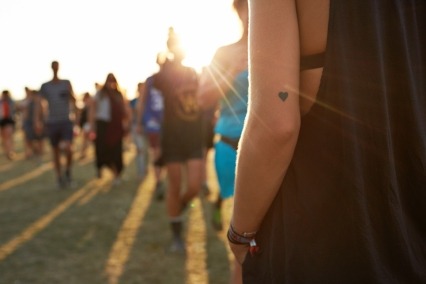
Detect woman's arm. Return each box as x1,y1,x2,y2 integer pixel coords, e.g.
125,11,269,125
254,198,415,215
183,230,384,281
230,0,301,263
198,46,247,110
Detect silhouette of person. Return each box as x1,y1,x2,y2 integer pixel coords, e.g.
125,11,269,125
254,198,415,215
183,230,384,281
89,73,130,185
130,82,149,181
77,92,92,160
136,53,166,198
36,61,76,188
22,88,45,162
154,28,205,253
0,90,16,160
197,0,248,282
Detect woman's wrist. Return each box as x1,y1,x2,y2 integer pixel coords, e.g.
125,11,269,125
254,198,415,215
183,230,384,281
231,223,257,239
227,223,260,256
227,223,254,244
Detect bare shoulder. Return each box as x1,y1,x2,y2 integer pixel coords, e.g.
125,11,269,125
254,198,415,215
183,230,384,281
213,42,243,65
216,42,238,55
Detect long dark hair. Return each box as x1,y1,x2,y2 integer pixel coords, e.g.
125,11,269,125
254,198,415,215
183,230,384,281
100,73,123,101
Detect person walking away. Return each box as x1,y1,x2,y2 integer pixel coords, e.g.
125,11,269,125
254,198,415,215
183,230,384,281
89,73,130,186
22,88,45,163
36,61,77,188
137,55,166,199
77,92,92,160
198,1,249,282
130,83,149,181
0,90,16,160
154,28,205,253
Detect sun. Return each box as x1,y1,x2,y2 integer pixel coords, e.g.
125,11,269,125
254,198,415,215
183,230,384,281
167,2,242,73
179,36,219,73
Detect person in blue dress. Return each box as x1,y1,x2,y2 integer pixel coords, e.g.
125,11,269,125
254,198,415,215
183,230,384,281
197,0,248,282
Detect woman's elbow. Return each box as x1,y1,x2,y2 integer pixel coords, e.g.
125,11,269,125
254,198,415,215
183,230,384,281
269,115,300,145
245,113,300,146
282,121,300,142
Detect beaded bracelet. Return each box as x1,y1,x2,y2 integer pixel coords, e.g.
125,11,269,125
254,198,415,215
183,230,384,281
227,224,260,256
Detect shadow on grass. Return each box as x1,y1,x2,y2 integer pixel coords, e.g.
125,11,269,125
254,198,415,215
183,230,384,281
0,157,99,244
0,149,232,284
119,176,187,284
120,188,232,284
0,163,141,284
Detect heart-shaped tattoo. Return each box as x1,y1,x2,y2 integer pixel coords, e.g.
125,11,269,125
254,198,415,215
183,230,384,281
278,91,288,101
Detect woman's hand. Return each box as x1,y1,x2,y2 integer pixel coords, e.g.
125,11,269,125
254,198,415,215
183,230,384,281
228,242,248,265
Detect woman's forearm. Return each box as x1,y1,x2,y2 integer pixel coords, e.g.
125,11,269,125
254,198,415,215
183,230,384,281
232,110,300,234
231,0,300,235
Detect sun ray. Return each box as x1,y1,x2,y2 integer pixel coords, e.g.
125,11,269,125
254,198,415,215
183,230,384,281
0,163,52,192
185,198,208,284
104,173,154,284
206,60,248,123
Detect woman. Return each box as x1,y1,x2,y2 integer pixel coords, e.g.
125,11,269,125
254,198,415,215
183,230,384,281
198,0,248,282
229,0,426,283
0,90,16,160
90,73,129,185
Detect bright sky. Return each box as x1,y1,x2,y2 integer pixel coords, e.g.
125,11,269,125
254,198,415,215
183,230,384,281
0,0,241,100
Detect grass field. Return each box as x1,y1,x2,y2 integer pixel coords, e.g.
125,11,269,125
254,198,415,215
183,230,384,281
0,131,235,284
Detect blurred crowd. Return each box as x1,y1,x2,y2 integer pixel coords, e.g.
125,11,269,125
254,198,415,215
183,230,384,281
0,10,248,282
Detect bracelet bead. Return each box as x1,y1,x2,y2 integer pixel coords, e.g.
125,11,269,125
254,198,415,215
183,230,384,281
227,225,260,256
227,224,257,245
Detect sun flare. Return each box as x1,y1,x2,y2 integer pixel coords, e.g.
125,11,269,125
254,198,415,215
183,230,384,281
158,1,242,73
0,0,242,100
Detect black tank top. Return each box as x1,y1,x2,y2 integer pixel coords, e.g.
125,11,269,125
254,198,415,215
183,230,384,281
243,1,426,283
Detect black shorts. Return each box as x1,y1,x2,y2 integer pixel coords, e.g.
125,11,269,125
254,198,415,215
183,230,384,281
46,120,73,147
161,131,204,163
0,118,15,128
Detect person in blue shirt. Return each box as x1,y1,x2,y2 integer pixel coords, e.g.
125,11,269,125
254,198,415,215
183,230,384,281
197,0,248,282
136,54,166,199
